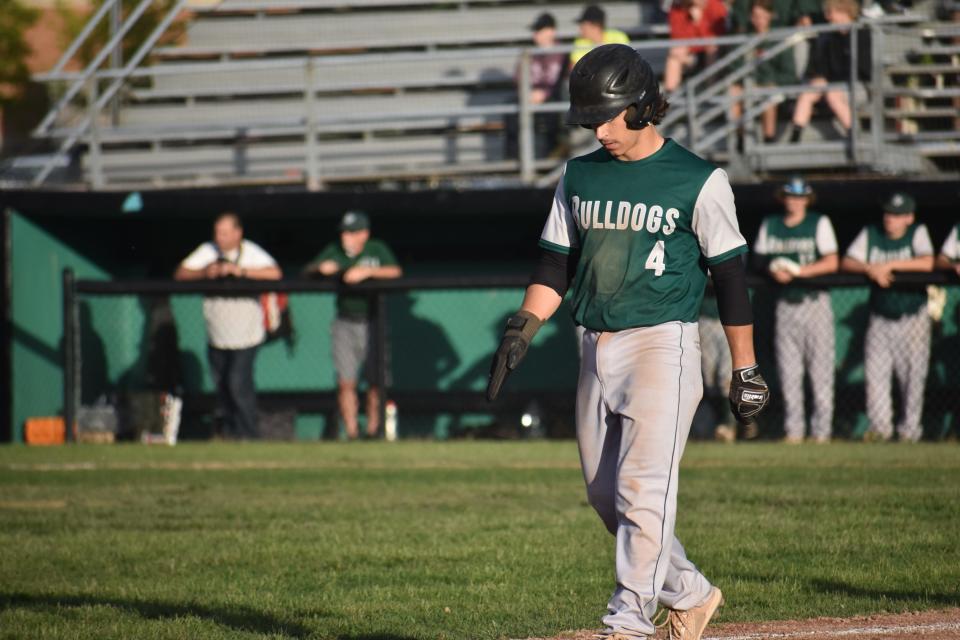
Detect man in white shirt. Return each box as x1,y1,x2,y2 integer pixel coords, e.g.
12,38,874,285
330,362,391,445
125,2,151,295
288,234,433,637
175,212,282,439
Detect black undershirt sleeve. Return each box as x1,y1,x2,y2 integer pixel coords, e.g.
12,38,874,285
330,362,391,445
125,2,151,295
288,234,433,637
710,254,754,326
529,247,578,298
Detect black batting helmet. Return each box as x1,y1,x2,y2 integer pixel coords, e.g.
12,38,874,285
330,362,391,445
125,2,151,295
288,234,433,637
567,44,662,130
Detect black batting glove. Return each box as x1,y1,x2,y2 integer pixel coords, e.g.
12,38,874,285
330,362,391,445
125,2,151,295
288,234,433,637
729,364,770,425
486,310,543,402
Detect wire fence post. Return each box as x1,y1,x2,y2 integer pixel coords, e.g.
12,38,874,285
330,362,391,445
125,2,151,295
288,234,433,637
304,56,321,191
374,291,389,439
848,24,860,166
62,268,78,443
518,48,534,184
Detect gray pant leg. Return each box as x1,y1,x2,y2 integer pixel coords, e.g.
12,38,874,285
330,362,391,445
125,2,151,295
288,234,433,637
585,323,709,637
577,329,619,534
776,302,806,439
865,316,895,438
897,311,930,442
806,294,835,440
660,536,713,611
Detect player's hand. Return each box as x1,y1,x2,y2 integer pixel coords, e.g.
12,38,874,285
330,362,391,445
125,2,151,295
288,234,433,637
221,262,242,277
866,263,894,288
728,364,770,425
952,264,960,278
205,263,223,279
342,266,371,284
486,310,543,402
771,269,794,284
318,260,340,276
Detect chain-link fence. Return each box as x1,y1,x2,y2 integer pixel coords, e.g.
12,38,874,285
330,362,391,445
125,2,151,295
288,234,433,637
63,273,579,442
63,271,960,443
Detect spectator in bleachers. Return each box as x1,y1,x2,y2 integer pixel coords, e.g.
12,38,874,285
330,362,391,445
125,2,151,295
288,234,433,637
728,0,796,145
787,0,871,143
730,0,821,31
175,212,282,440
305,211,402,440
935,222,960,276
663,0,728,92
506,12,567,159
841,192,934,442
570,5,630,66
753,177,838,443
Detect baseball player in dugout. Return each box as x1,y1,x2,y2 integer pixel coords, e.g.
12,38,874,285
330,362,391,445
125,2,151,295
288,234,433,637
841,193,934,443
487,44,770,640
753,177,839,444
305,211,402,440
935,219,960,276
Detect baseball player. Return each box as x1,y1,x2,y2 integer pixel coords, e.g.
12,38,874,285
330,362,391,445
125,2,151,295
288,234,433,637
935,221,960,275
486,44,770,640
841,192,934,442
753,177,838,443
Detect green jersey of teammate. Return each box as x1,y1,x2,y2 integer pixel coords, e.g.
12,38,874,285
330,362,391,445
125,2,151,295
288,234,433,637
755,211,837,302
845,222,933,318
539,139,748,331
309,238,398,317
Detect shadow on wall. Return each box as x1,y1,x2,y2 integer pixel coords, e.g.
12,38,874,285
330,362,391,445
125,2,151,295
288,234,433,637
388,292,461,391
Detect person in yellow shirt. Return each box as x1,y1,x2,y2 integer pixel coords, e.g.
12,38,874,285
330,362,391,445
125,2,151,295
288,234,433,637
570,5,630,65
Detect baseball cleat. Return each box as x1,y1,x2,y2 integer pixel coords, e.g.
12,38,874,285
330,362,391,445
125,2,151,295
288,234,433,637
663,587,723,640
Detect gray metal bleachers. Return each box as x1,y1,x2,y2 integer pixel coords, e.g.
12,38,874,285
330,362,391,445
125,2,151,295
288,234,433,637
82,131,522,184
157,3,654,57
118,88,515,128
137,51,517,99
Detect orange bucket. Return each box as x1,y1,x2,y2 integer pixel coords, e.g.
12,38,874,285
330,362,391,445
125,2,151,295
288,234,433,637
24,417,66,445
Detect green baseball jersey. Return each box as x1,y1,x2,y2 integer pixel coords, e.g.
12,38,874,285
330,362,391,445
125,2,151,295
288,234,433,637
940,223,960,261
754,211,837,302
309,238,398,317
539,139,747,331
845,222,933,318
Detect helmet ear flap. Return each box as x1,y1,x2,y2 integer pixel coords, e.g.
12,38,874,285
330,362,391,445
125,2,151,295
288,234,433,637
624,103,649,130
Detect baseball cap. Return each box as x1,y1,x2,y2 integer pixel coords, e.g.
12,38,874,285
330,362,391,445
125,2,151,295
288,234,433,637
339,210,370,231
576,4,606,24
781,175,813,197
530,12,556,31
881,192,915,214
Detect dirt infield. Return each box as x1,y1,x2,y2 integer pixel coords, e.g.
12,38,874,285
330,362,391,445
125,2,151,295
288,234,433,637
528,609,960,640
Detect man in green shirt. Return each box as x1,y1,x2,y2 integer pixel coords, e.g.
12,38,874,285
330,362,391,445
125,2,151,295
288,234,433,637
841,192,934,442
306,211,402,439
486,45,769,640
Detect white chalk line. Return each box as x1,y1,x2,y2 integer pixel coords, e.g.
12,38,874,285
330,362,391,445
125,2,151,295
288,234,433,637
704,621,960,640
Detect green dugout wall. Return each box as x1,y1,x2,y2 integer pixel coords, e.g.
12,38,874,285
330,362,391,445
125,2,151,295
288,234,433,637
3,180,960,442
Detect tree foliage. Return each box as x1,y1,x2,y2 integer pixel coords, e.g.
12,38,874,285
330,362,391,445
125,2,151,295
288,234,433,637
0,0,40,103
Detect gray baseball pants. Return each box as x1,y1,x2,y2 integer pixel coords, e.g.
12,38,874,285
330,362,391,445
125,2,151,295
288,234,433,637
775,293,835,440
865,309,930,442
577,322,713,638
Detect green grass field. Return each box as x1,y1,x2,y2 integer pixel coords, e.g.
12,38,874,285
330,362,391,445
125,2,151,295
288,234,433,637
1,441,958,640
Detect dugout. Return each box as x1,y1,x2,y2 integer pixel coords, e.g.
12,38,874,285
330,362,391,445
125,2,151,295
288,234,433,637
2,179,960,443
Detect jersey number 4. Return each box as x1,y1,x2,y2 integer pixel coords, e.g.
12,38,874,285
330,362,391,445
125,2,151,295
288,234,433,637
645,241,666,277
